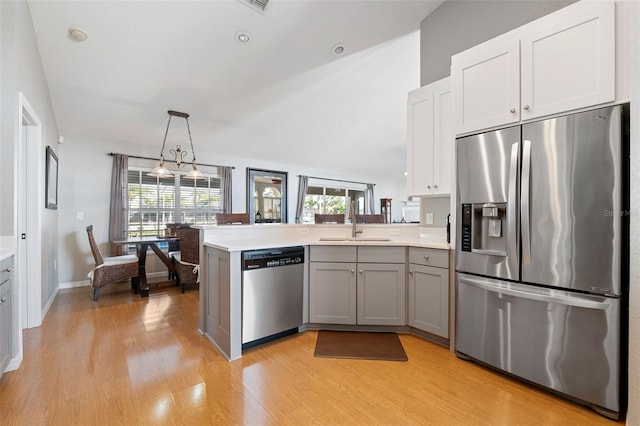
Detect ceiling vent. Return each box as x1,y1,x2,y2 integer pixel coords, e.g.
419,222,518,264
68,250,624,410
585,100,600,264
237,0,269,13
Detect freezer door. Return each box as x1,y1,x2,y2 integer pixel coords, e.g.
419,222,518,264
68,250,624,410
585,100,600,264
456,273,620,415
456,126,520,281
521,105,623,295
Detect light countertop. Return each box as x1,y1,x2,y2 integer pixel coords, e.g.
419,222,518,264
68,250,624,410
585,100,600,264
204,236,450,252
0,249,14,262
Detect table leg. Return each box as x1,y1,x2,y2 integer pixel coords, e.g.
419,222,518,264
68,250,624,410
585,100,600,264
138,243,149,297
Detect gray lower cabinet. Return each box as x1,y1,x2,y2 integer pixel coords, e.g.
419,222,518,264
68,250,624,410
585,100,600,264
1,256,13,375
408,248,449,338
309,246,406,326
309,261,357,324
357,262,406,326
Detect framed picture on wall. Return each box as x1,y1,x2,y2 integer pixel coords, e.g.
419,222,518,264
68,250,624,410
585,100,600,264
45,146,58,210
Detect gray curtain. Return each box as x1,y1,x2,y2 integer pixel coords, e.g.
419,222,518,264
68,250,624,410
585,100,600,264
295,175,309,224
221,166,233,213
109,154,128,256
366,183,375,214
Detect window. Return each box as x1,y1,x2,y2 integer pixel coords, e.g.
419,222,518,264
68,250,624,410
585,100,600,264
127,169,221,239
302,184,366,224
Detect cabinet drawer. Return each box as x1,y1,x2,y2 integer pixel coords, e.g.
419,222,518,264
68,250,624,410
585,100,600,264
409,247,448,269
310,246,357,263
1,257,12,284
357,246,405,264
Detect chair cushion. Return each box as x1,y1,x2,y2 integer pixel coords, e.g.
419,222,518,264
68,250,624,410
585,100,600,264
103,254,138,265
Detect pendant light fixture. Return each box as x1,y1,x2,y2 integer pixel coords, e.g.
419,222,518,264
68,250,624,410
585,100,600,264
148,110,205,180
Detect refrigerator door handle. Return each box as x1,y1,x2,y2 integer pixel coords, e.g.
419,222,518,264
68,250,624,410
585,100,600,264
459,274,611,310
507,142,519,271
521,139,532,264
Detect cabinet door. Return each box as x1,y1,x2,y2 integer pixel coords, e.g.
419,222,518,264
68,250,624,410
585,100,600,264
309,262,356,325
357,263,406,326
408,264,448,338
453,38,520,135
406,86,435,196
433,78,453,194
0,281,10,374
205,248,232,356
520,1,614,121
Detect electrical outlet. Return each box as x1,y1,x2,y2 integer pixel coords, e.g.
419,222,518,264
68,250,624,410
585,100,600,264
76,211,84,221
426,213,434,225
53,260,57,270
222,231,232,239
390,229,400,237
299,227,309,234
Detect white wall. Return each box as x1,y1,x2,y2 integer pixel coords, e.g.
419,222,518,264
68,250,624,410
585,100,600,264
57,134,405,285
0,0,59,364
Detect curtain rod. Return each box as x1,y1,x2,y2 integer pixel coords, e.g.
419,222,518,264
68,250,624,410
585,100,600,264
299,175,375,186
107,152,235,169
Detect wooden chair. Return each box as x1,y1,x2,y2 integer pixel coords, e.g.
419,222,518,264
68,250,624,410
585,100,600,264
314,214,345,224
86,225,139,301
355,214,386,224
172,227,200,293
215,213,250,225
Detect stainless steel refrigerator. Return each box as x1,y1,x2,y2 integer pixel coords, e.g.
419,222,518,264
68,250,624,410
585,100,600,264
455,105,628,419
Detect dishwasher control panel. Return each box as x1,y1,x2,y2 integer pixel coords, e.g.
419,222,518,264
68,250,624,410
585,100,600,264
242,246,305,270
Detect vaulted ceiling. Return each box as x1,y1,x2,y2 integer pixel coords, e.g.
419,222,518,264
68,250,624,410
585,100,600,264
28,0,443,176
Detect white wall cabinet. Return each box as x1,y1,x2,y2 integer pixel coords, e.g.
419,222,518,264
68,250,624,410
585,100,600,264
452,1,615,135
408,248,449,338
0,256,13,376
406,77,453,197
309,246,406,326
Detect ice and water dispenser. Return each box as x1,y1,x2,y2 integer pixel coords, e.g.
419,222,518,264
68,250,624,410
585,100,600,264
460,202,507,255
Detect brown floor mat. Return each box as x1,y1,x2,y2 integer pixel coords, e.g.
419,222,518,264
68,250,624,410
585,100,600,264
313,331,408,361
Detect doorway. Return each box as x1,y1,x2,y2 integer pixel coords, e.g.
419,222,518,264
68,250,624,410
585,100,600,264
18,93,43,329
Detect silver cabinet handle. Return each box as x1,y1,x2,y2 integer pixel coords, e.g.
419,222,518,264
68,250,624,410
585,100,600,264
2,268,10,273
359,270,363,274
510,108,516,114
409,270,414,275
0,297,6,303
350,269,355,273
424,255,429,260
434,185,438,189
427,185,431,189
523,105,530,110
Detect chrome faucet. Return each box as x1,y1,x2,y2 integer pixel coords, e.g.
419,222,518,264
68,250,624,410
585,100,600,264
350,201,363,238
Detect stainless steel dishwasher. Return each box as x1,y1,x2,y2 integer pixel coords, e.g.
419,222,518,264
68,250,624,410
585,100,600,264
241,246,304,350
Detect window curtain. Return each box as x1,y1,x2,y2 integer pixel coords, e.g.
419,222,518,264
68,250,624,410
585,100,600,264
295,175,309,223
109,154,128,256
366,183,375,214
221,166,233,213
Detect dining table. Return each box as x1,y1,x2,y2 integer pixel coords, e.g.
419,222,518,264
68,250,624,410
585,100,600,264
112,236,179,297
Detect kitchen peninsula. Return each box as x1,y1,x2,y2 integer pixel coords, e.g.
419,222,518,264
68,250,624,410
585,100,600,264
197,223,452,361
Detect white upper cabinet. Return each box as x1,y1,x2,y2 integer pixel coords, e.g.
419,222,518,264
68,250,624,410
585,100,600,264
406,77,453,197
452,39,521,134
520,1,615,121
452,1,615,135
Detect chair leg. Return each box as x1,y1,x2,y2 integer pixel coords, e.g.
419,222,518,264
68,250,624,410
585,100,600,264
93,288,99,301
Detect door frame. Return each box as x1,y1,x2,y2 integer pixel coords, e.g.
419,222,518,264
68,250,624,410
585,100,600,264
17,92,43,331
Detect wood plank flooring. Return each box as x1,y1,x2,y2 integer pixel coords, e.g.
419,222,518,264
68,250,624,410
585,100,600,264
0,282,624,425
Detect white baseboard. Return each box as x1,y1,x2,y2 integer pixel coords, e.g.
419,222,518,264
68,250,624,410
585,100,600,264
59,280,91,289
41,286,59,321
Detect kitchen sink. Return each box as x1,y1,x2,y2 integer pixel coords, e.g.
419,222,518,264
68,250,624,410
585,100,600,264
318,237,391,242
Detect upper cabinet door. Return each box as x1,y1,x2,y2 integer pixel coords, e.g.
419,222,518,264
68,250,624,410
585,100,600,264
433,79,453,195
406,86,434,196
452,38,520,135
520,1,615,121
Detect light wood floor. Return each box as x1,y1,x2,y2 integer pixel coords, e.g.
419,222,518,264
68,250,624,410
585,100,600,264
0,282,624,425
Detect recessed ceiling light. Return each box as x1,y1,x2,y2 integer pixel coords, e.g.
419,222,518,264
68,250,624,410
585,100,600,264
332,44,345,56
68,28,88,42
235,31,251,44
